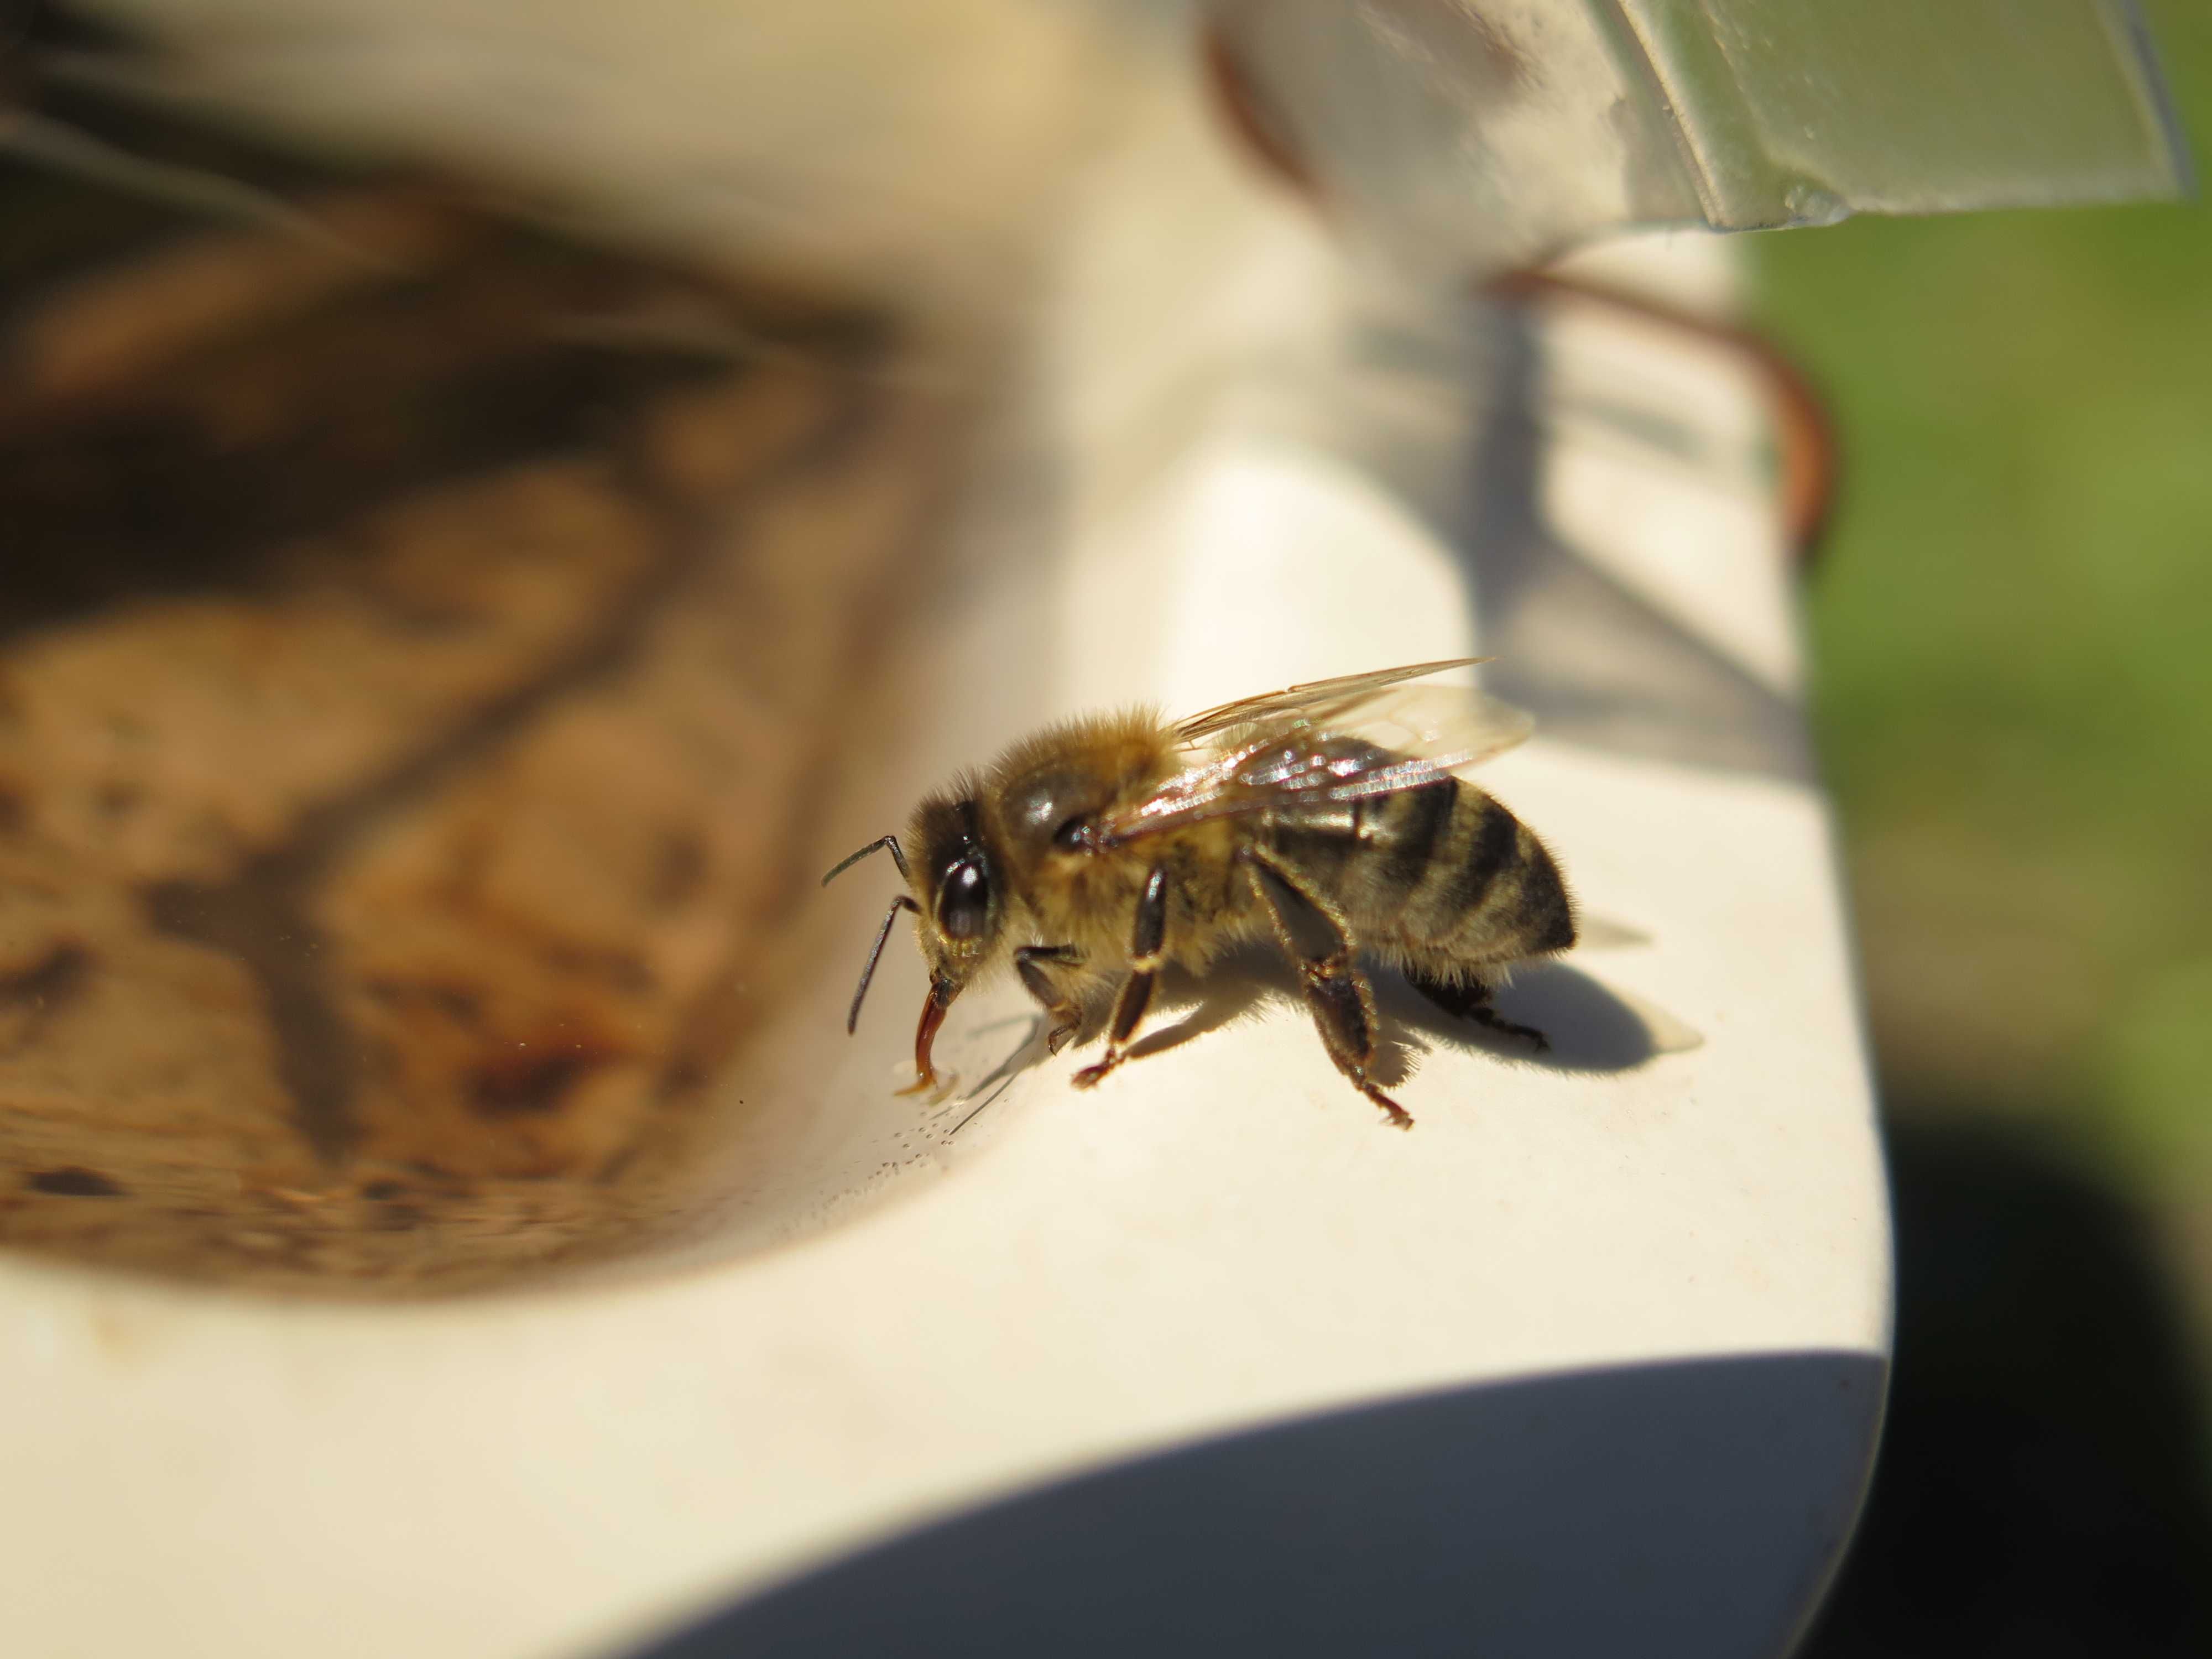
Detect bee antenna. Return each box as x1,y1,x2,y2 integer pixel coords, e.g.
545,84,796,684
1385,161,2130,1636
847,895,921,1034
822,834,911,887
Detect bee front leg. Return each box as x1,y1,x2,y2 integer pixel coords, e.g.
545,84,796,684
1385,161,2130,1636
1071,865,1168,1091
1014,943,1085,1054
1242,848,1411,1129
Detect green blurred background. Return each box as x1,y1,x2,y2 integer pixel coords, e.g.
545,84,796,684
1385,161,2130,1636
1754,0,2212,1318
1755,4,2212,1643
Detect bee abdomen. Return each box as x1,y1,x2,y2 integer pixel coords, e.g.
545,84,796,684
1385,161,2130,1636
1256,775,1573,966
1399,789,1574,962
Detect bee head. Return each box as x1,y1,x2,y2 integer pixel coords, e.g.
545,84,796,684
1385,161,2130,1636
834,787,993,1088
823,785,1004,1089
909,790,1003,977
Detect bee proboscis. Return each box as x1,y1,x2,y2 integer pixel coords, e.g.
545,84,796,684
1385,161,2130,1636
823,659,1575,1128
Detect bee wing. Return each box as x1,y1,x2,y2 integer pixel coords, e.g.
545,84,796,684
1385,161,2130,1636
1309,685,1536,773
1171,657,1491,744
1098,682,1535,846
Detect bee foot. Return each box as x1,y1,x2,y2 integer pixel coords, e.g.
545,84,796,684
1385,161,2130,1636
1360,1084,1414,1129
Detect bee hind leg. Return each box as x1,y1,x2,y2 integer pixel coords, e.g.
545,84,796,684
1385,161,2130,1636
1243,849,1412,1129
1406,969,1551,1053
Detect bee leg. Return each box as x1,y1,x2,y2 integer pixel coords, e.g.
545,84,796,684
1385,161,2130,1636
1243,850,1412,1129
1406,969,1551,1053
1071,865,1169,1091
1015,943,1085,1054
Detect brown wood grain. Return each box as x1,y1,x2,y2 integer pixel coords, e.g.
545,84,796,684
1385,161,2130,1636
0,185,954,1293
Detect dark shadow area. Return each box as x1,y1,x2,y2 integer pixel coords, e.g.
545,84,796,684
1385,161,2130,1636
633,1349,1884,1659
1379,957,1665,1074
1804,1113,2212,1659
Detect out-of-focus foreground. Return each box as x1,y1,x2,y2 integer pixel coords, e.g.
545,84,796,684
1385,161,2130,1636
1759,2,2212,1650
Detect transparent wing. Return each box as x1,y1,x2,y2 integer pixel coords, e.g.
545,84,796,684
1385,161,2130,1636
1171,657,1491,744
1097,680,1535,847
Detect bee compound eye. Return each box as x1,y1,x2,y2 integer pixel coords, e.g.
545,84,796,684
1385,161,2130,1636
937,856,992,940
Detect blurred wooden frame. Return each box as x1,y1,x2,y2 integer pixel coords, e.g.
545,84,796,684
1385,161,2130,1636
0,169,955,1293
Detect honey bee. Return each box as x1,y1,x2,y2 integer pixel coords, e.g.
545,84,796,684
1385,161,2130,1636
823,659,1575,1128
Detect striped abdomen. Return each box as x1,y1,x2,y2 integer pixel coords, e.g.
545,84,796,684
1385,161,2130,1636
1260,773,1574,969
